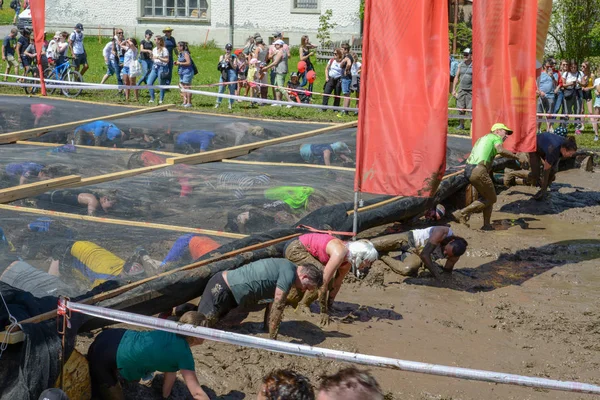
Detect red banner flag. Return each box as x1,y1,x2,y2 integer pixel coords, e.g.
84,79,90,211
29,0,46,95
472,1,536,152
355,0,449,197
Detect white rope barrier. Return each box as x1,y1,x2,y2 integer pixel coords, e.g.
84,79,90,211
64,300,600,395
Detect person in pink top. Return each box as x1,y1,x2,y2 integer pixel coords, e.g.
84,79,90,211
284,233,378,325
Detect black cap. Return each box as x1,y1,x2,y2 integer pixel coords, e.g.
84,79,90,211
145,29,154,36
225,43,233,50
75,23,84,30
38,388,69,400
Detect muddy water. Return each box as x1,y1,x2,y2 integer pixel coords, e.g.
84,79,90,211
76,168,600,399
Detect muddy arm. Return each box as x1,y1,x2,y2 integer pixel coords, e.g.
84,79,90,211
269,288,288,340
419,242,442,279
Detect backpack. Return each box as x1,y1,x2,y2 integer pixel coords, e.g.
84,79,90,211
46,40,59,60
191,59,199,75
10,0,18,10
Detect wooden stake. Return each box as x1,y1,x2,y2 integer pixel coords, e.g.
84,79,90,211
167,121,358,165
222,159,355,172
0,105,173,144
0,175,81,203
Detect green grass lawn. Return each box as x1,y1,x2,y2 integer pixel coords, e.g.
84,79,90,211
1,36,599,149
0,8,15,25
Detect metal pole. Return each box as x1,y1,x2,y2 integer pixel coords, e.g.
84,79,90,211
229,0,234,46
351,191,359,275
452,0,459,55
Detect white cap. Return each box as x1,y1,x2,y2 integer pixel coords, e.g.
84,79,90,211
273,39,285,46
463,48,471,54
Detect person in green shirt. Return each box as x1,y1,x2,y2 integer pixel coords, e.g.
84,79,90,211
452,123,528,230
193,258,323,339
87,312,209,400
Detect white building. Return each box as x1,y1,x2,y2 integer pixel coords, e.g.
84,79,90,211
46,0,361,47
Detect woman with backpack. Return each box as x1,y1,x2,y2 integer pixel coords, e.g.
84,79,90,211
321,48,344,111
10,0,22,25
175,41,194,108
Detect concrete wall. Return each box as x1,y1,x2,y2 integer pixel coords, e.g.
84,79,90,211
46,0,361,47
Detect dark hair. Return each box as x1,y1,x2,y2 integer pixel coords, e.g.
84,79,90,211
443,236,468,257
570,59,578,67
300,263,323,287
129,37,138,48
341,42,350,51
562,135,577,151
260,369,315,400
178,41,189,52
318,367,383,400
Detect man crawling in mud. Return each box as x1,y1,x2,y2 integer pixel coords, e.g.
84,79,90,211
372,226,468,279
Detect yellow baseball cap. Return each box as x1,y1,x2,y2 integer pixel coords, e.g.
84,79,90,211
491,123,513,135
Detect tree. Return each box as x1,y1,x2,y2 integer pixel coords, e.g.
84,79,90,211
548,0,600,61
449,22,472,54
317,9,338,47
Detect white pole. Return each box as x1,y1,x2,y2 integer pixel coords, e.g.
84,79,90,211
351,191,359,275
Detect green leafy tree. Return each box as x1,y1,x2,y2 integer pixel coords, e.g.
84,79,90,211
548,0,600,61
317,9,338,47
449,22,472,54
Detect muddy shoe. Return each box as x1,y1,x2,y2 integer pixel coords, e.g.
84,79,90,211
451,210,470,227
480,224,495,231
580,156,594,172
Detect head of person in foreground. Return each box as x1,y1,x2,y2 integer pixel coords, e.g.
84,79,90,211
317,367,383,400
257,369,315,400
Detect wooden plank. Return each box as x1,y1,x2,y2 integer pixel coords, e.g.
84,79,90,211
0,104,173,144
0,204,247,239
347,169,466,215
167,121,358,165
68,164,170,188
0,93,146,109
14,141,181,157
222,159,355,172
168,108,339,125
3,232,301,342
0,175,81,203
0,330,25,344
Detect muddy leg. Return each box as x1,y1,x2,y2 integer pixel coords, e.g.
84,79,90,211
381,253,422,276
370,232,411,253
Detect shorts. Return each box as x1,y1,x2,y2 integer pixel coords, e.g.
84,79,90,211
274,73,286,88
6,55,18,68
583,90,593,101
121,66,130,76
284,239,323,269
594,96,600,108
20,56,31,67
88,328,127,392
73,53,87,67
105,62,116,76
350,75,360,93
197,272,238,324
456,90,472,110
179,71,193,85
341,77,352,95
537,96,552,113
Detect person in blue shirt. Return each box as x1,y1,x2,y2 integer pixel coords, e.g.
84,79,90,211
71,121,125,147
3,163,74,186
537,59,559,133
174,130,215,154
299,141,353,166
530,133,577,200
87,312,209,400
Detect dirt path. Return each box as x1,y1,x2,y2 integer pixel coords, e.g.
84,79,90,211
76,168,600,399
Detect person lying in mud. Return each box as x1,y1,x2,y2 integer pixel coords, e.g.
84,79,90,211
530,133,578,201
384,204,448,234
452,123,528,230
284,233,378,325
87,312,209,400
371,226,468,279
7,217,76,259
189,259,323,340
136,234,222,271
36,189,117,216
70,121,126,147
127,151,194,197
258,369,315,400
2,163,75,186
299,141,353,167
317,367,383,400
213,121,269,147
174,130,216,154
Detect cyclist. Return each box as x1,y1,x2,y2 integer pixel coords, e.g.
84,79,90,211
15,28,31,77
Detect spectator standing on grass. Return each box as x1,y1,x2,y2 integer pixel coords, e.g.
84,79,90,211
215,43,237,110
580,61,594,132
11,0,21,25
337,43,354,117
162,27,177,86
2,28,19,81
321,49,343,111
235,50,248,101
16,28,31,78
121,38,139,102
536,60,557,133
592,68,600,141
263,39,291,106
147,35,169,104
350,52,361,115
69,23,88,76
175,41,194,108
138,29,154,85
452,47,473,130
553,59,568,120
562,60,582,133
100,29,125,86
299,35,316,91
268,32,290,98
450,55,459,93
253,37,269,101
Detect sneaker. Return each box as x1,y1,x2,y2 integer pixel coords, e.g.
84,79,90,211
595,135,599,141
271,103,281,107
158,100,163,105
228,104,232,110
286,105,292,108
148,99,154,103
184,103,192,108
337,111,348,118
575,129,581,135
214,103,220,108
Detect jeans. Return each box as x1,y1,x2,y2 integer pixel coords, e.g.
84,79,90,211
147,64,167,102
109,59,123,86
322,77,341,108
138,58,153,85
553,90,564,114
217,69,237,105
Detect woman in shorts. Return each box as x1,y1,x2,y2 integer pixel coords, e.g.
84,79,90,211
175,41,194,107
121,38,139,102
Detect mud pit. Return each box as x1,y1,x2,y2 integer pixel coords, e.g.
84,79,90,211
75,168,600,399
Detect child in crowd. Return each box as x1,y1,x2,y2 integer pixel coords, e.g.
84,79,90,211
287,72,311,104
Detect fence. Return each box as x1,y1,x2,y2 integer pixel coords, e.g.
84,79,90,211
316,38,363,62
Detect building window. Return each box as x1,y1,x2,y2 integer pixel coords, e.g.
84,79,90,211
143,0,209,19
291,0,320,14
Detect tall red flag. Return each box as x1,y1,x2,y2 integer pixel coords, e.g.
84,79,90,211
29,0,46,95
354,0,448,197
472,1,536,152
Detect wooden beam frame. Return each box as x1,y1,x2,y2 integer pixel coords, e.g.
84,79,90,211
0,105,173,144
167,108,338,125
222,159,355,172
0,204,246,239
14,141,181,157
0,175,81,203
167,121,358,165
67,164,170,188
0,330,25,344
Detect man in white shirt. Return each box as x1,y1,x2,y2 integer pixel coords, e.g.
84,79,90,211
69,23,88,76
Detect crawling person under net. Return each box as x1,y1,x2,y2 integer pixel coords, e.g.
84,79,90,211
299,141,353,167
371,226,468,279
35,189,117,216
284,233,378,325
136,234,222,271
2,163,76,186
69,120,126,147
177,259,323,340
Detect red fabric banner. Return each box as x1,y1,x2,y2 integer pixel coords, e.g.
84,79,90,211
355,0,448,197
29,0,46,95
472,1,537,152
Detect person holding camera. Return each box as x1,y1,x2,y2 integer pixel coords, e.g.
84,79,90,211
215,43,237,110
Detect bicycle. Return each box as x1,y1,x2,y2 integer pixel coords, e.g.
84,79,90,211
22,56,40,95
43,57,83,98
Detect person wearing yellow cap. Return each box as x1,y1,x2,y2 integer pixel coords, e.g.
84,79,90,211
452,123,528,230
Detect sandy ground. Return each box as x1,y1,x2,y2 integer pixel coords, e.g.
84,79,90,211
75,167,600,400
